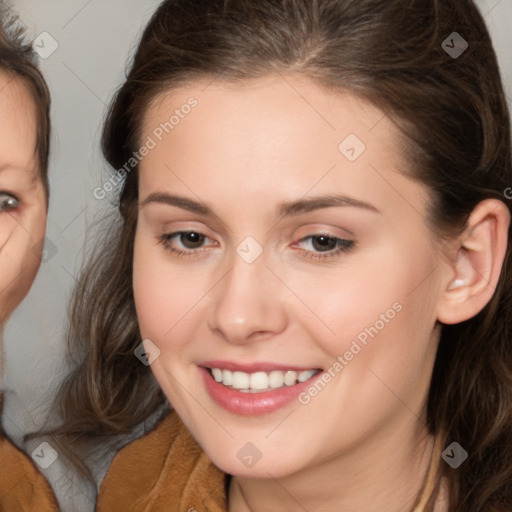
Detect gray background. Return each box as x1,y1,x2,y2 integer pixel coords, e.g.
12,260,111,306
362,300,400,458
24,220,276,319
2,1,511,510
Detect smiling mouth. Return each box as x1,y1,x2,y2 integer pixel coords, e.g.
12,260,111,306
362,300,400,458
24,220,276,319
206,367,322,393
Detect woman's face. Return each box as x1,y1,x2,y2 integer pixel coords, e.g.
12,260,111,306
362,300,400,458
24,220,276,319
0,73,46,327
133,76,450,479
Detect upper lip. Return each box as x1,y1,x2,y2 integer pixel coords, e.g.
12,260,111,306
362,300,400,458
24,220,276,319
200,360,322,373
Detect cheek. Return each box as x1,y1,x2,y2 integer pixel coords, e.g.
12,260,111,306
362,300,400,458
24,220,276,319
132,232,207,347
290,238,441,375
291,252,422,333
0,207,47,322
314,248,440,412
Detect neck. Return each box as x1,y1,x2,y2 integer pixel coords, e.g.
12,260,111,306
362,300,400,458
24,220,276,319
229,421,441,512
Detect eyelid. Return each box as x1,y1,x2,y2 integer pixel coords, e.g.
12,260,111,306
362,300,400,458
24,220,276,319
163,220,218,238
293,234,354,249
155,221,356,263
291,232,356,261
292,222,354,239
158,229,219,259
163,230,217,247
0,190,19,199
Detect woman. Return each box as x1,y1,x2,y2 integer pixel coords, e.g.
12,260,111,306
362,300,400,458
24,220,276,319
0,6,58,512
53,1,511,510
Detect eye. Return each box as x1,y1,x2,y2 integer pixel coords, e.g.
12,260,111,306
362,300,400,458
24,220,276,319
159,230,217,256
303,235,340,252
173,231,206,249
0,192,20,212
294,234,355,260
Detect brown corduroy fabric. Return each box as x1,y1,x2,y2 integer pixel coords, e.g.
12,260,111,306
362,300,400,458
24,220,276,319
96,411,227,512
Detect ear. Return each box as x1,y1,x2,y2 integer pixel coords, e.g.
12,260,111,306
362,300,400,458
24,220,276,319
437,199,510,325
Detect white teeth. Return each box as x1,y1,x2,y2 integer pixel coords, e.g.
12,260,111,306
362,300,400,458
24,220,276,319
284,371,297,386
268,370,284,389
212,368,223,382
222,369,233,386
232,371,250,389
210,367,319,391
298,369,317,383
250,372,269,390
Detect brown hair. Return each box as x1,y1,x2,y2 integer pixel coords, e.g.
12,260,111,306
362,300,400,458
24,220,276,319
51,0,512,509
0,4,51,199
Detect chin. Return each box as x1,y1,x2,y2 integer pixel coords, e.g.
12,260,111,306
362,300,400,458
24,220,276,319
198,436,307,480
211,454,288,479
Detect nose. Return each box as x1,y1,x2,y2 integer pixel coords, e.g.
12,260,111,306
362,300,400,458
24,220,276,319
207,254,288,345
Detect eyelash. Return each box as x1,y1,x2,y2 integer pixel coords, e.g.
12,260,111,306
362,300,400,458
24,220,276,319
158,231,217,259
0,191,20,213
294,235,355,261
158,231,355,261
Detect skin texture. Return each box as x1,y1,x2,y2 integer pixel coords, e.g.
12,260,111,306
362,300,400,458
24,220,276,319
0,72,46,382
132,75,509,512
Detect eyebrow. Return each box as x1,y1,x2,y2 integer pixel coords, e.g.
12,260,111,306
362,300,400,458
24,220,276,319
0,163,39,183
141,192,379,217
140,193,212,215
0,164,23,173
277,195,380,217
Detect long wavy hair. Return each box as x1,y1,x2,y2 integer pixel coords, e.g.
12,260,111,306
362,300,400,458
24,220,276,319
50,1,512,509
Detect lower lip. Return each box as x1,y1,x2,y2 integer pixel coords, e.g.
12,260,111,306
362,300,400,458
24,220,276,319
199,367,320,416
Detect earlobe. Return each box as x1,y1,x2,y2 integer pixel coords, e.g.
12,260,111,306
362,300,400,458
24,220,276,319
437,199,510,325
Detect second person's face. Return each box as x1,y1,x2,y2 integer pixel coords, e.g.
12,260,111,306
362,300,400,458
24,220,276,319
0,73,46,327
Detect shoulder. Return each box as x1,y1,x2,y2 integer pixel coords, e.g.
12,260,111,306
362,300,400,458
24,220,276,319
97,411,227,512
0,434,59,512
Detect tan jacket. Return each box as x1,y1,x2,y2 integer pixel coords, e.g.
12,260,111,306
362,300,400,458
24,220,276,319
97,412,227,512
0,395,59,512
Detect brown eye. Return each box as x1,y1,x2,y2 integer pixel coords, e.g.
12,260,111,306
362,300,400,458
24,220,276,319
295,234,355,261
159,230,217,256
0,192,20,212
311,235,338,252
180,232,205,249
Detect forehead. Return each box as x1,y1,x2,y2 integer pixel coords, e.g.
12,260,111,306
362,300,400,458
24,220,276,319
143,75,394,145
0,71,38,176
141,75,403,169
138,75,429,220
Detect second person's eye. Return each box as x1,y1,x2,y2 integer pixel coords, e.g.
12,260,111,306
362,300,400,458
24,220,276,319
0,192,20,212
